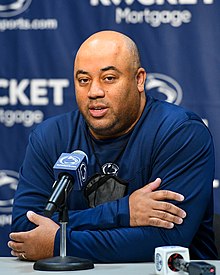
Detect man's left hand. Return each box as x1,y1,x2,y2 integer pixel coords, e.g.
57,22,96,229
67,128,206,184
8,211,60,261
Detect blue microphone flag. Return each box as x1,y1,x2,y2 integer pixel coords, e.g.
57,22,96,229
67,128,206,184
53,150,88,190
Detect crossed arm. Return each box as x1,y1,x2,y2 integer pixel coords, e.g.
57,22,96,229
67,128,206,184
8,178,186,261
8,120,214,262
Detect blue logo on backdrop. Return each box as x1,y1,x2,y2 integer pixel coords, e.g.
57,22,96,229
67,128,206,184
0,170,18,214
146,73,183,105
0,0,32,18
0,170,18,228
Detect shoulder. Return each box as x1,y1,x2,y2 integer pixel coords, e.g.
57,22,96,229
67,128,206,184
32,109,81,138
138,96,213,150
28,109,85,154
146,96,203,126
143,96,209,134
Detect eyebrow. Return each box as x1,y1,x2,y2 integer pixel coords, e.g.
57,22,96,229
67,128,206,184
75,70,89,78
100,66,122,74
75,66,122,78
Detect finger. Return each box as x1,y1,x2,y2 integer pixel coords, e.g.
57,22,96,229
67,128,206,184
8,240,24,252
148,218,174,229
154,201,186,218
152,190,185,202
151,210,184,225
142,178,162,193
11,250,20,257
26,210,47,226
11,250,25,258
9,232,26,242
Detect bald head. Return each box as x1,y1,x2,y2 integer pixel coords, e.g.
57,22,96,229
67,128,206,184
74,30,141,72
73,30,146,139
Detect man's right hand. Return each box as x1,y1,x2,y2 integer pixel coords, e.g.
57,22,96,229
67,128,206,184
129,178,187,228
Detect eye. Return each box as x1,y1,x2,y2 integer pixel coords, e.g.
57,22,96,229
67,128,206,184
103,75,116,83
78,77,90,86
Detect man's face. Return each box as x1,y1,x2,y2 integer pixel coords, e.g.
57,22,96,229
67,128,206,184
74,38,146,139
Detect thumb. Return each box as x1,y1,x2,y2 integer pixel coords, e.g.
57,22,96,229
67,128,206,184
142,178,162,193
26,211,47,226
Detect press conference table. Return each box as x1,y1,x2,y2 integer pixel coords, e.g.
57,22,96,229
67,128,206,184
0,258,220,275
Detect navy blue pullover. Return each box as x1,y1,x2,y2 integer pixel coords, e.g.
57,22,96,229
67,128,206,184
12,96,218,262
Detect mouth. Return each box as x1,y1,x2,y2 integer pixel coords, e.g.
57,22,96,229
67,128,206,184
89,105,108,118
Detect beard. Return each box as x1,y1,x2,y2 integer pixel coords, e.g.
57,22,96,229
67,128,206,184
83,111,138,139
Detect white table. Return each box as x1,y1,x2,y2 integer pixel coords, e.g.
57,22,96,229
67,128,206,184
0,257,219,274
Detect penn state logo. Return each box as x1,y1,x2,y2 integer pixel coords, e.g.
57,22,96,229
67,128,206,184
59,155,81,167
102,163,119,175
0,0,32,18
146,73,183,105
79,162,87,182
155,253,163,272
0,170,18,213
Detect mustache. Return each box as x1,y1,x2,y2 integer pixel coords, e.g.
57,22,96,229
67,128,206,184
88,100,109,108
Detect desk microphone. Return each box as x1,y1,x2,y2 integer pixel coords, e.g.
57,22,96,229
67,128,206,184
34,150,94,271
155,246,216,275
44,150,88,218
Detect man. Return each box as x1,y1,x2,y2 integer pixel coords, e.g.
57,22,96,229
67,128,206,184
8,31,218,262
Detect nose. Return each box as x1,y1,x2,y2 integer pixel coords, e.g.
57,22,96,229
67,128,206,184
88,80,105,99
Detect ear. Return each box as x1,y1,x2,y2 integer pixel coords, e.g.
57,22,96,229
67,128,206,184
136,68,147,93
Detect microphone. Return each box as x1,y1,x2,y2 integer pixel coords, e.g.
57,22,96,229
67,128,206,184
34,150,94,272
154,246,216,275
44,150,88,218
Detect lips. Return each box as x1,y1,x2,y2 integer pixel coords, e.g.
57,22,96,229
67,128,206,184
89,105,108,118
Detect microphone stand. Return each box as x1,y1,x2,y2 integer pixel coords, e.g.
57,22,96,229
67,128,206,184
33,188,94,271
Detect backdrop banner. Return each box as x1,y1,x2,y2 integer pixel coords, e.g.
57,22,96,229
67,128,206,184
0,0,219,256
